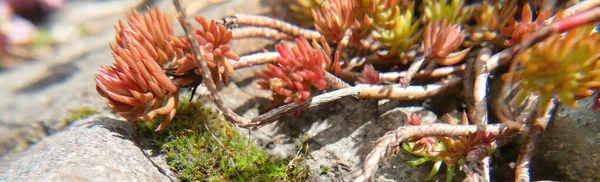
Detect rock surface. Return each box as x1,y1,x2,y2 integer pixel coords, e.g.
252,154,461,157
536,96,600,181
0,116,177,181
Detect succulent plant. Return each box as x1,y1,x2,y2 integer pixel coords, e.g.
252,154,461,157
96,35,179,131
312,0,355,43
423,0,470,24
500,3,550,46
116,7,182,66
96,7,182,131
423,20,470,66
466,1,517,45
289,0,324,27
257,37,327,105
402,113,492,182
372,2,420,64
357,64,380,84
355,0,399,30
171,16,240,88
506,25,600,112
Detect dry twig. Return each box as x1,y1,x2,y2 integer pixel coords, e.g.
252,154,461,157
173,0,251,126
354,123,504,182
249,78,460,129
323,70,351,89
515,98,557,182
379,64,466,82
231,27,293,40
232,14,322,39
230,52,280,69
472,47,491,181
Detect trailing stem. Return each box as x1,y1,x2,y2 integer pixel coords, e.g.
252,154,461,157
173,0,251,126
515,98,557,182
379,64,466,82
323,70,351,89
472,47,491,181
464,58,475,122
248,78,460,129
400,56,427,86
231,27,294,40
354,123,504,182
231,14,322,39
230,52,280,69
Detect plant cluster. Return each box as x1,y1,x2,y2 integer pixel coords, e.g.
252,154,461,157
401,113,494,182
95,0,600,181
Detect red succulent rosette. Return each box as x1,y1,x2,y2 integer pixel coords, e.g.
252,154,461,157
96,7,181,131
257,37,327,105
171,16,240,88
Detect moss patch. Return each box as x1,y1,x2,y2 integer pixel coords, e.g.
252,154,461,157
138,99,309,181
60,107,99,127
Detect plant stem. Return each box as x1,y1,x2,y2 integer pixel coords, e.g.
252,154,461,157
232,14,322,39
323,70,351,89
379,63,466,82
248,78,459,129
474,48,490,126
230,52,280,69
231,27,293,40
515,98,557,182
401,56,427,86
172,0,251,126
473,47,491,181
355,123,504,182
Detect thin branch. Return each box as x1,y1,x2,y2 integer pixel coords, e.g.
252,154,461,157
245,78,460,129
473,47,491,181
357,77,460,100
354,123,504,182
464,58,475,122
473,48,491,126
323,70,351,89
515,98,557,182
172,0,251,126
486,45,516,72
379,63,466,82
400,56,427,86
231,27,293,40
543,0,600,24
248,87,359,129
230,52,280,69
232,14,322,39
494,95,539,147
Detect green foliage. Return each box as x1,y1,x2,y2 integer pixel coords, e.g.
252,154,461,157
372,2,420,63
424,0,470,24
138,99,309,182
60,107,99,127
403,142,456,182
508,25,600,111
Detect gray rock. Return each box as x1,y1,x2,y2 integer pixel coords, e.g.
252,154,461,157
536,96,600,181
0,116,177,182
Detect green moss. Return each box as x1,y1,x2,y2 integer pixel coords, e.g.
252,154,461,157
138,99,309,182
60,107,99,128
320,165,329,174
